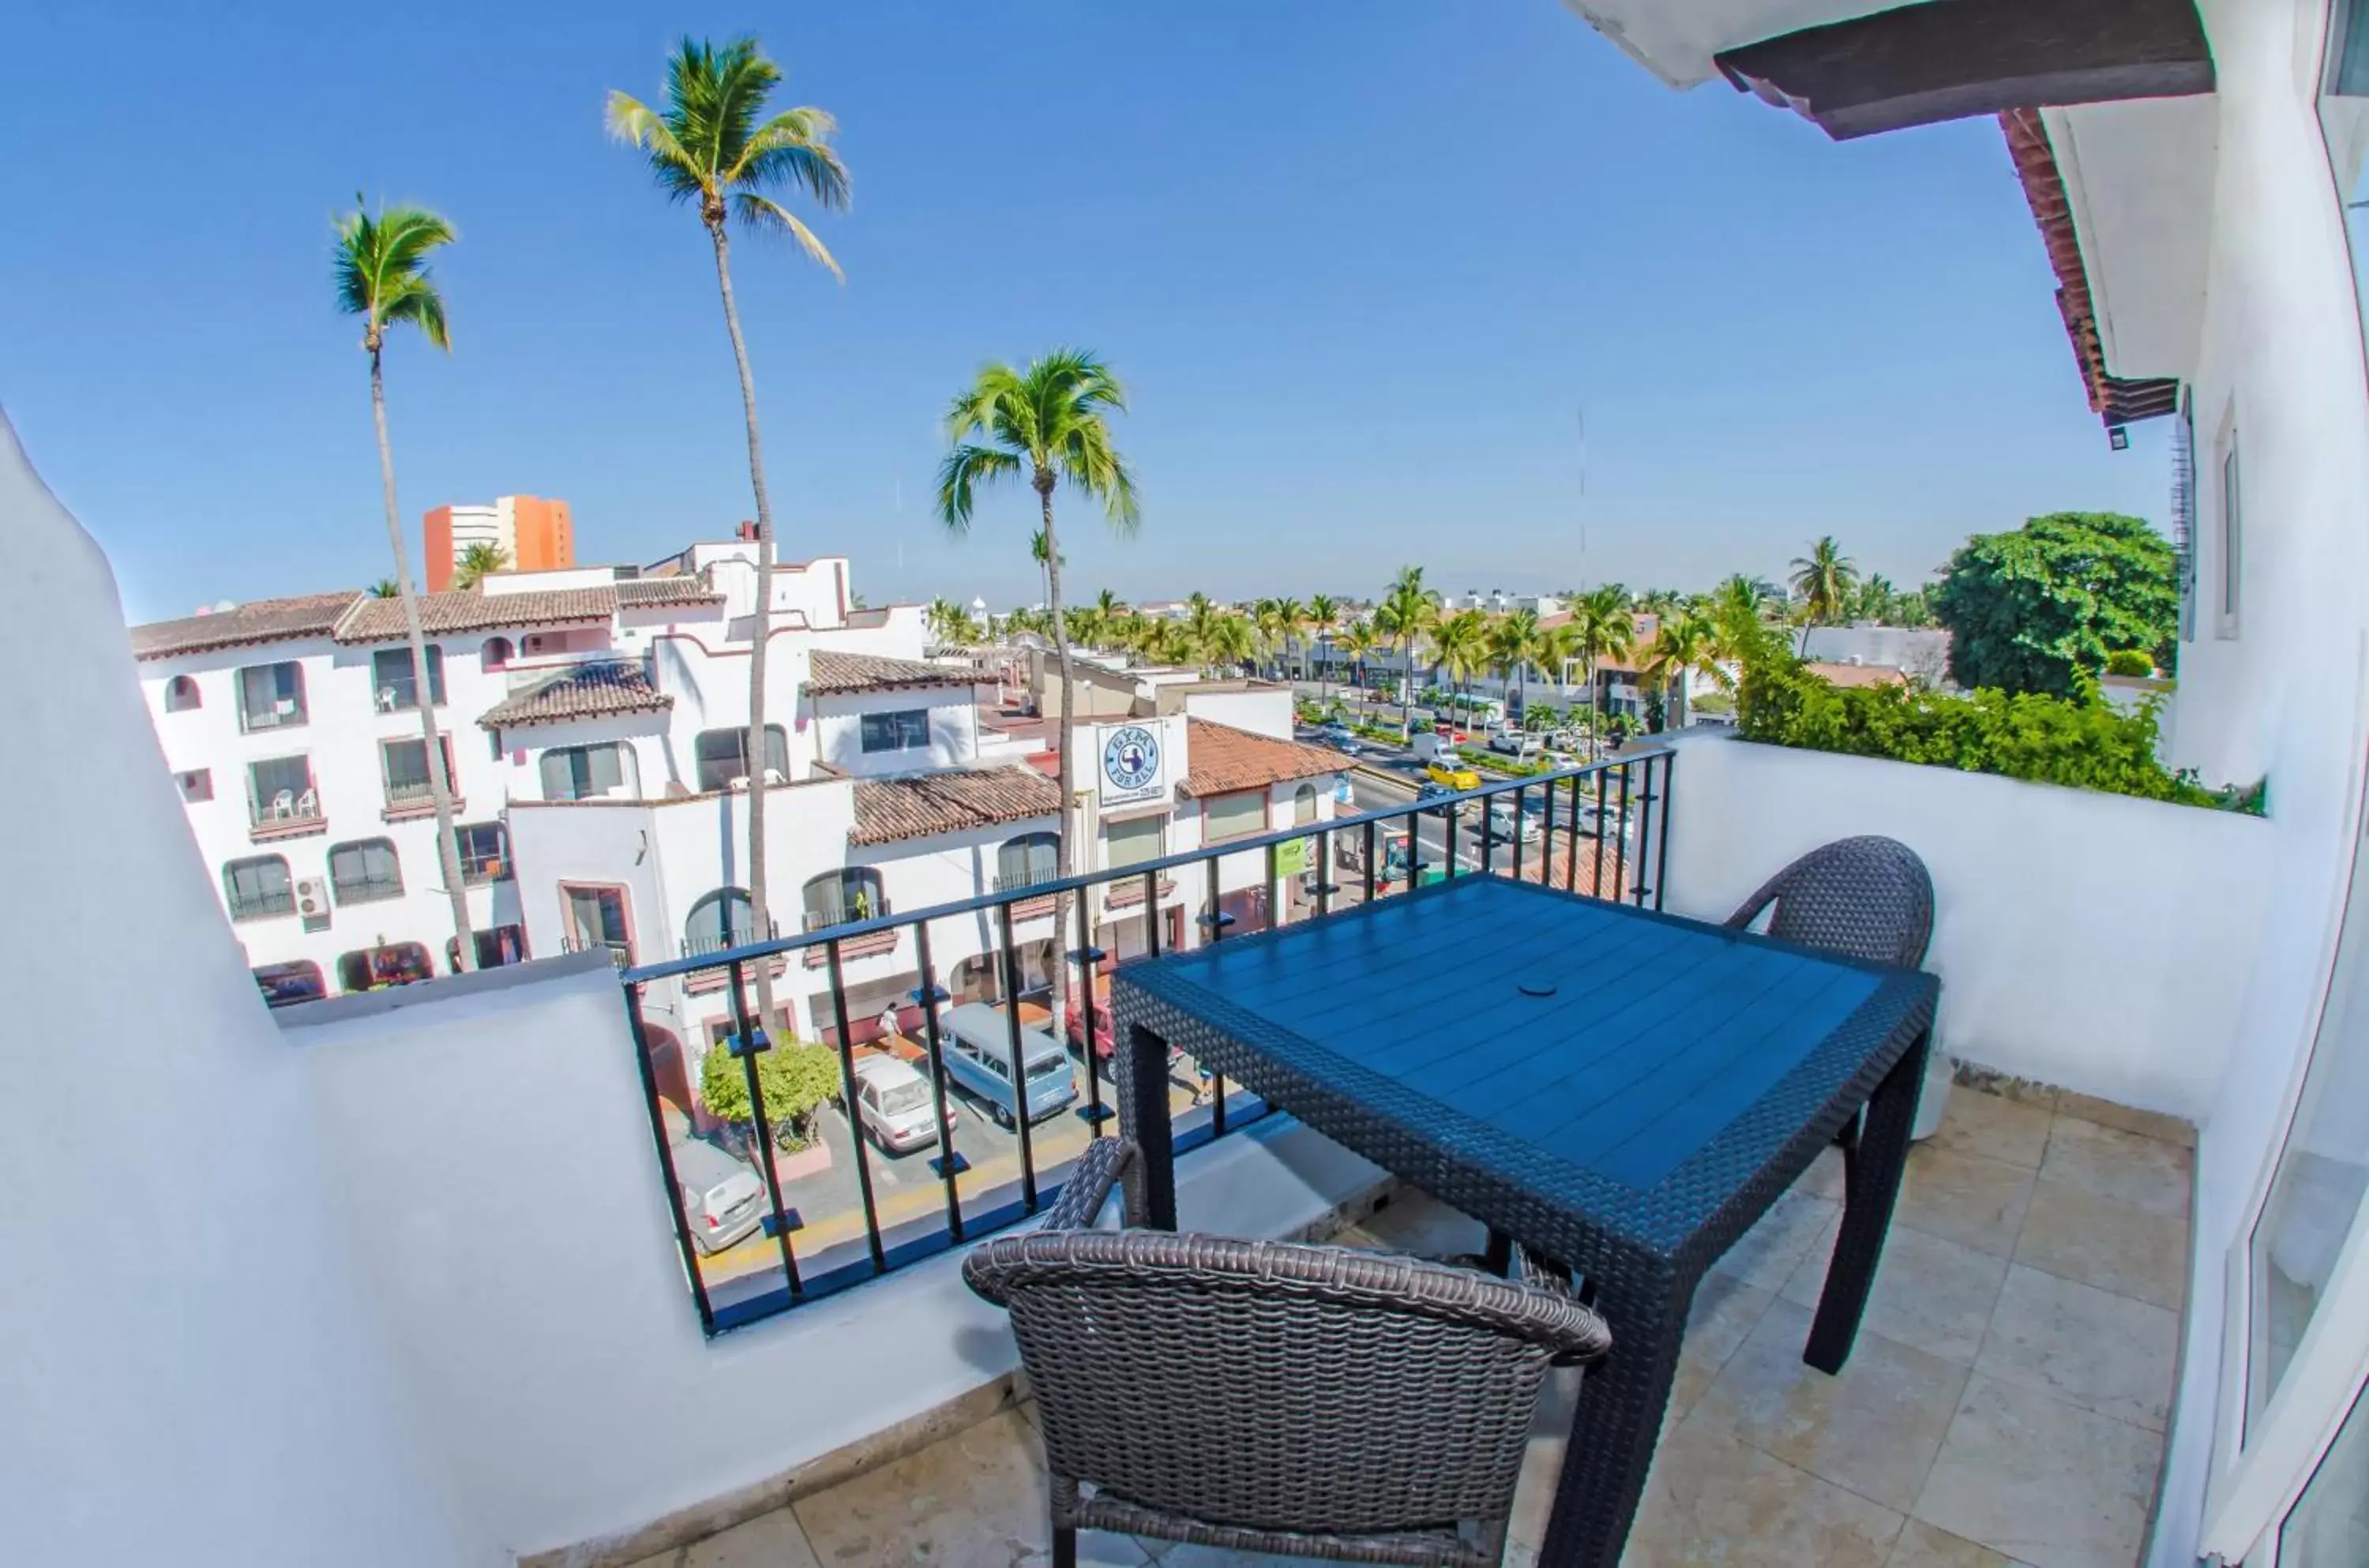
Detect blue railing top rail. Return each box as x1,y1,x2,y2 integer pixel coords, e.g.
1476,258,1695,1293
620,748,1671,985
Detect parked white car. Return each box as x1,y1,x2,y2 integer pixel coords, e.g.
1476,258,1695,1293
850,1053,955,1154
1487,801,1545,842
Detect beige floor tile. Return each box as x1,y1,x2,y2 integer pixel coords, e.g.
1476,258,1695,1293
1710,1188,1842,1291
1781,1222,2010,1367
1897,1147,2037,1259
1886,1518,2037,1566
2052,1092,2194,1150
1797,1143,1849,1201
1338,1187,1488,1258
795,1409,1055,1567
2037,1117,2192,1221
1974,1265,2179,1432
1673,1274,1779,1423
1619,1410,1906,1568
1912,1375,2162,1568
675,1509,822,1568
2014,1180,2188,1311
1691,1299,1970,1512
1924,1091,2055,1172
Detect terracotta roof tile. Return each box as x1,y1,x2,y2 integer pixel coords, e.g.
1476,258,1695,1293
478,661,672,730
334,587,618,643
1804,661,1909,689
850,767,1061,847
616,576,723,608
131,591,359,660
807,650,974,696
1179,718,1351,799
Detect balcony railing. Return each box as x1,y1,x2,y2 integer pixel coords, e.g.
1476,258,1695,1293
992,866,1061,894
332,872,404,906
562,936,633,970
248,789,322,836
614,747,1675,1337
227,885,296,921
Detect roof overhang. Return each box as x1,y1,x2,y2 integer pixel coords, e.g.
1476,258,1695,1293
1566,0,2210,140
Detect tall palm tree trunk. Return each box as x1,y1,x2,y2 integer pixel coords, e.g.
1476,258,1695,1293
1037,475,1076,1014
370,345,474,972
710,221,781,1034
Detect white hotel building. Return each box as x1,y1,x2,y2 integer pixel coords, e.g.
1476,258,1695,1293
131,539,1350,1076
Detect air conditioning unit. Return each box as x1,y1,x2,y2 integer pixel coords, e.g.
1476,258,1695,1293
295,876,331,921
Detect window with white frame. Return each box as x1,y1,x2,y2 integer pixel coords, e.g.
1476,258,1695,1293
371,644,446,711
381,735,456,809
539,741,633,801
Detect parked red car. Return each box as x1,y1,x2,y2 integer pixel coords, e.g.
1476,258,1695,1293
1065,996,1115,1059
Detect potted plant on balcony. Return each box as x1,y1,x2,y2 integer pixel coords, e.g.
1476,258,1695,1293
698,1036,843,1182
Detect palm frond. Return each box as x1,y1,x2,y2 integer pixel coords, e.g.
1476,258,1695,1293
731,109,850,208
381,283,451,351
605,90,705,202
937,444,1023,531
333,199,456,346
732,193,844,279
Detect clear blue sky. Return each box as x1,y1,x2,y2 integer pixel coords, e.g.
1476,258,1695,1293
0,1,2164,625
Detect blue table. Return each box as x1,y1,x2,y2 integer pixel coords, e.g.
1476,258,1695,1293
1109,873,1939,1568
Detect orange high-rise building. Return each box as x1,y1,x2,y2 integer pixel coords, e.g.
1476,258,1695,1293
423,495,575,591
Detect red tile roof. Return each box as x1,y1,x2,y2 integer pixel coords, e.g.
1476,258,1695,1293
616,576,723,608
130,591,359,660
807,650,974,696
478,661,673,730
850,767,1061,847
1804,661,1909,689
334,587,618,643
1178,719,1351,799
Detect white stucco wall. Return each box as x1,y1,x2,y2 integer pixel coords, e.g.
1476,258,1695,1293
288,951,1383,1560
1659,732,2272,1119
811,685,982,776
2140,2,2369,1559
0,418,499,1566
1177,685,1294,739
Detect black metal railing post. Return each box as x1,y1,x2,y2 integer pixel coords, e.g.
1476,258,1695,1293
911,925,967,1240
725,958,802,1297
1591,766,1610,898
1628,756,1657,908
1361,818,1378,903
625,980,716,1335
1509,782,1526,882
996,902,1039,1213
1143,869,1162,957
1445,800,1461,878
1071,895,1110,1127
824,940,886,1275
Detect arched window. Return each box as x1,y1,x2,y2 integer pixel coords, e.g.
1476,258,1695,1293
164,674,201,712
1293,782,1319,825
997,831,1061,892
222,854,293,921
328,838,404,905
482,636,513,670
803,868,885,930
684,887,759,956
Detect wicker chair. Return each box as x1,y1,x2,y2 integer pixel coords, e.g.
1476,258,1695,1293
1723,834,1935,969
963,1138,1613,1566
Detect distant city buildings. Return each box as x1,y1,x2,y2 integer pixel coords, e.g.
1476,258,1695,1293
423,494,574,591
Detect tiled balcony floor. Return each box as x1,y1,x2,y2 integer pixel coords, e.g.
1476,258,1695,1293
624,1082,2191,1568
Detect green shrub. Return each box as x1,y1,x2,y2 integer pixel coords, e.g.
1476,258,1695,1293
2103,650,2155,677
699,1037,845,1151
1735,649,2240,809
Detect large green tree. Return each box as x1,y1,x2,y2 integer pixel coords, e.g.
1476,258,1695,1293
335,200,475,971
1929,512,2177,696
609,36,847,1030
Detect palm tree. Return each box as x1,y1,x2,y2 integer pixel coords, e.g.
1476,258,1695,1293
368,578,400,598
1338,617,1380,691
1567,585,1635,755
335,199,476,973
449,541,509,591
609,34,848,1031
937,351,1139,1011
1202,612,1255,675
1488,608,1543,717
1375,566,1433,740
1270,597,1309,685
1789,535,1860,650
1433,609,1490,717
1640,609,1733,731
1306,593,1340,702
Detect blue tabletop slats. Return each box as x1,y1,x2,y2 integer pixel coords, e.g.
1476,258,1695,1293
1147,876,1894,1199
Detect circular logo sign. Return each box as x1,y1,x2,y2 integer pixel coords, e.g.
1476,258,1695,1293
1102,725,1161,792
